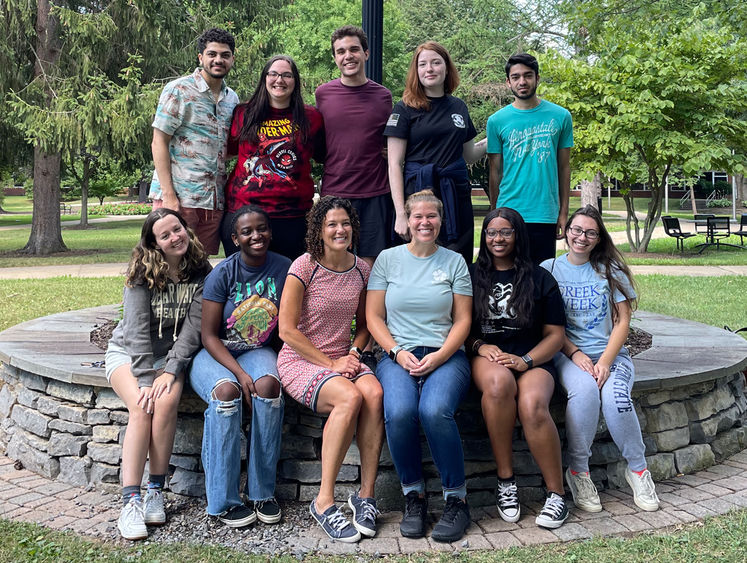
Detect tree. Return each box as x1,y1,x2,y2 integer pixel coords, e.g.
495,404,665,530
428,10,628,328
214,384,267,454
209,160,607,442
540,12,747,251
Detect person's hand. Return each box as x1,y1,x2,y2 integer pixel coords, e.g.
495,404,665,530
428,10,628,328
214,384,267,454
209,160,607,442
236,372,257,401
571,350,595,375
394,211,409,240
394,349,421,374
593,362,611,389
151,372,176,400
161,191,180,211
136,386,154,414
409,351,444,376
556,214,568,240
331,354,360,376
476,343,503,362
496,352,524,371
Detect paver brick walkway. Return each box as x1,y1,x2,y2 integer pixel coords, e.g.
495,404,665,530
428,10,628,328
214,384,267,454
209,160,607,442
1,451,745,554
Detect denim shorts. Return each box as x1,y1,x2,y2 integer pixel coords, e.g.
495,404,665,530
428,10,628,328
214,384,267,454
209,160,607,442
104,341,166,382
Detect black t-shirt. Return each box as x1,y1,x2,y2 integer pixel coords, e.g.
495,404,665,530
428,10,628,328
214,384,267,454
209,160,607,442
384,95,477,167
470,264,566,356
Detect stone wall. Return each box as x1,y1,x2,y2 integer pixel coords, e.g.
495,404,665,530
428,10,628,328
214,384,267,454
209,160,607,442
1,358,744,509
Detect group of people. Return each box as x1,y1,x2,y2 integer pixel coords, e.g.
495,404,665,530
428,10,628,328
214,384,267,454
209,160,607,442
106,25,660,545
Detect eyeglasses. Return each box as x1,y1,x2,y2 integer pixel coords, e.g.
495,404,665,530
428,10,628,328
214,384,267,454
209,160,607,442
267,71,293,80
485,228,515,238
568,225,600,240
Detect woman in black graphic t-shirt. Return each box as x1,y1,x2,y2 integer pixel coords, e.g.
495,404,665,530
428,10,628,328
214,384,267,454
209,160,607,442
384,41,486,263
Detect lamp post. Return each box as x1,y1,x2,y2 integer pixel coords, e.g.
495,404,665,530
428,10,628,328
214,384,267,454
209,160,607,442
362,0,383,84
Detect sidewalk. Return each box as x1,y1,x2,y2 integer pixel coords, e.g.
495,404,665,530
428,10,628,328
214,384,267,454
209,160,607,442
0,451,745,554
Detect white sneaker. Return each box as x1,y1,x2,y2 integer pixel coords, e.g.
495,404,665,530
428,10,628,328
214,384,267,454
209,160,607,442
143,488,166,525
118,497,147,540
565,468,602,512
625,467,660,511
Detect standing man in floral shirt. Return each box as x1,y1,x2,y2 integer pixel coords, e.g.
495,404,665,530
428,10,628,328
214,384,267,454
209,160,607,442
149,28,239,255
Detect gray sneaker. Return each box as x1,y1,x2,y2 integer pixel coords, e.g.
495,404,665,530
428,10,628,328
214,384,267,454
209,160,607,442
565,468,602,513
625,467,660,511
143,488,166,525
348,491,379,537
310,499,361,543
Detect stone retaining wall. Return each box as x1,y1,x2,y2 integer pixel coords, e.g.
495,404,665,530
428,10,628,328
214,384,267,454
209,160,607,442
1,356,744,510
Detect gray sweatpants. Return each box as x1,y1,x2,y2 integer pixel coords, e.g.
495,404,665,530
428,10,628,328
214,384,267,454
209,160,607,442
555,350,646,473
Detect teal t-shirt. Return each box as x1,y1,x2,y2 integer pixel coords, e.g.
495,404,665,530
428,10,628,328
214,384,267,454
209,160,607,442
368,245,472,350
540,254,636,356
486,99,573,223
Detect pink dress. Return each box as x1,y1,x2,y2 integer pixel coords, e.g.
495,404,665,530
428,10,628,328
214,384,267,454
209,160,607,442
277,253,373,411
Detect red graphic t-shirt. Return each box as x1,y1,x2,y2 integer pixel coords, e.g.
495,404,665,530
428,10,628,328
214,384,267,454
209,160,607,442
225,105,325,217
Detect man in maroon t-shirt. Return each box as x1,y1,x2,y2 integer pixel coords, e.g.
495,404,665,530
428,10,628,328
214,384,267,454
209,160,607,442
315,25,393,266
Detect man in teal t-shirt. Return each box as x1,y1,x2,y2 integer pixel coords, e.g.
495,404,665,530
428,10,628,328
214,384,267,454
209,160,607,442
486,53,573,264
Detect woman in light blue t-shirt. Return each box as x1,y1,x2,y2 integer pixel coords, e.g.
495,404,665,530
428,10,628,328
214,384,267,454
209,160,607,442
367,189,473,543
541,205,660,516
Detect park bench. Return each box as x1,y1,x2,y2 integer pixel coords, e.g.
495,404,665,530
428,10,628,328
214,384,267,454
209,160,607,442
734,214,747,246
59,202,72,215
661,216,695,252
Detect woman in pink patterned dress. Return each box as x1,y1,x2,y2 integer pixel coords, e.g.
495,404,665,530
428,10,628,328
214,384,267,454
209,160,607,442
277,196,384,543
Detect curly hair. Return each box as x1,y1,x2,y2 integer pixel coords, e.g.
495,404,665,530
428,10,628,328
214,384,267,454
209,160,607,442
234,55,310,146
304,196,360,262
331,25,368,53
565,205,637,322
125,208,211,290
402,41,460,111
473,207,535,327
198,28,235,55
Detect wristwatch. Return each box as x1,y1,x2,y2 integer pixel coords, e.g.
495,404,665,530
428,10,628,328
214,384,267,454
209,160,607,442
521,354,534,369
349,346,363,359
388,345,403,361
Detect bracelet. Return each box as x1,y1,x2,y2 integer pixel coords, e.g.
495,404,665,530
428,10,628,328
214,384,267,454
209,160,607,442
472,339,485,354
569,349,582,359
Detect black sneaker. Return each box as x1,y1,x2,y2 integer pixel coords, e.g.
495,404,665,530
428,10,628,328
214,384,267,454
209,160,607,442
347,491,379,537
495,478,521,522
309,500,361,543
535,492,568,529
431,496,470,543
399,491,428,538
255,497,282,524
218,504,256,528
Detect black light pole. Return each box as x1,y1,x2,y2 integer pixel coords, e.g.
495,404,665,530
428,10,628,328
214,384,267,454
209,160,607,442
362,0,383,84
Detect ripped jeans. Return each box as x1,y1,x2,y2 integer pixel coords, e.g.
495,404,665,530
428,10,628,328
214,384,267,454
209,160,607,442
189,347,284,516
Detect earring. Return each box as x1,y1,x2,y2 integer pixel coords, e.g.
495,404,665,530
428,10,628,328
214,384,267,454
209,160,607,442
234,242,239,247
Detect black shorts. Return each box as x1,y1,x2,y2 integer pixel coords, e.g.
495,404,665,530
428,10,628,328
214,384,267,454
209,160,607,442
349,193,394,259
525,222,558,265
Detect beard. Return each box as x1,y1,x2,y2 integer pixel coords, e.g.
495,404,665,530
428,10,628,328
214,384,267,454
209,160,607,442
511,84,537,100
203,64,228,79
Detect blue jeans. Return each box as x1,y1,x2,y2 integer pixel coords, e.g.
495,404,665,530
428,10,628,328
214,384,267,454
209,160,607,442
189,347,284,515
376,347,470,499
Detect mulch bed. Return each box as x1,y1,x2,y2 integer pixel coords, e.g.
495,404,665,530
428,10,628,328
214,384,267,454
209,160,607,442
90,319,117,350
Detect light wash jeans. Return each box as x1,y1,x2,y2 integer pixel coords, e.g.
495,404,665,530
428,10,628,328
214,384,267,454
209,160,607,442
189,346,284,515
376,347,470,499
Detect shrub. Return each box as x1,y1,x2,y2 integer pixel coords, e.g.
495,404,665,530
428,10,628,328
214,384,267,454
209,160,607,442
706,198,731,208
89,202,152,215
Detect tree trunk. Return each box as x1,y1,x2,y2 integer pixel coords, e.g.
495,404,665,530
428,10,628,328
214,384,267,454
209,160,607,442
580,172,602,210
689,184,698,215
24,0,66,254
23,148,66,254
79,157,90,228
735,174,745,207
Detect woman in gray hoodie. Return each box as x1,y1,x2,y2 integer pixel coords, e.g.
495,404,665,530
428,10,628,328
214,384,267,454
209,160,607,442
105,208,211,540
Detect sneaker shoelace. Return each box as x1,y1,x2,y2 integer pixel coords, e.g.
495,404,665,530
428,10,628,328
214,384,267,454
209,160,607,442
440,497,462,524
637,471,658,497
405,494,424,518
326,508,350,532
541,494,566,518
256,498,277,511
575,474,598,498
357,498,380,521
497,481,519,507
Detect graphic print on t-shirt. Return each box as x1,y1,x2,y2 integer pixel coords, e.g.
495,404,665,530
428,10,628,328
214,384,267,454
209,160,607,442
242,118,299,192
226,294,278,349
480,281,519,336
557,280,609,331
506,119,562,165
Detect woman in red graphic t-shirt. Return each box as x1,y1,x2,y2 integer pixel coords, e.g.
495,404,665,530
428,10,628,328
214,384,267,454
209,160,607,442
221,55,325,259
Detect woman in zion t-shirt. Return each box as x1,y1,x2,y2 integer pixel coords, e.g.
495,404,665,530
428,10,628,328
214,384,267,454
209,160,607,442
221,55,325,259
189,205,290,529
384,41,486,263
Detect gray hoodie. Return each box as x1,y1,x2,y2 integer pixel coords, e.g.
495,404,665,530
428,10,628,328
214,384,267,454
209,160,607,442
108,273,206,387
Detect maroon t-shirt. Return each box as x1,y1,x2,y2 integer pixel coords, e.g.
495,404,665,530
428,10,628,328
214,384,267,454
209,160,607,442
315,79,392,199
225,105,325,217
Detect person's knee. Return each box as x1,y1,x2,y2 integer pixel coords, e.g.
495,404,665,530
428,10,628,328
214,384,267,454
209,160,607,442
517,395,550,428
127,406,151,425
482,377,516,404
212,380,241,402
419,400,453,428
254,375,280,399
362,382,383,406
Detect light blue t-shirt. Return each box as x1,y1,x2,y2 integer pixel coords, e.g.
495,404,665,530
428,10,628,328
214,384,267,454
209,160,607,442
540,254,636,356
368,245,472,350
487,99,573,223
